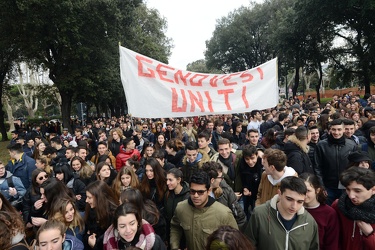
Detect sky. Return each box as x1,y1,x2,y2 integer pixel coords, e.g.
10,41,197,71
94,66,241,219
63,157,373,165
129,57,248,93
145,0,258,70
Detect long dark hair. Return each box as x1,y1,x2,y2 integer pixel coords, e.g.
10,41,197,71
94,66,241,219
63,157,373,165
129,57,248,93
84,181,119,229
120,188,159,225
299,173,327,204
41,177,74,216
113,203,142,235
140,158,166,202
31,169,47,195
54,163,74,184
205,225,254,250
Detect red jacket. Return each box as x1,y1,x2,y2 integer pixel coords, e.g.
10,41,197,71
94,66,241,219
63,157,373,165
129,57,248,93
115,145,141,171
332,199,375,250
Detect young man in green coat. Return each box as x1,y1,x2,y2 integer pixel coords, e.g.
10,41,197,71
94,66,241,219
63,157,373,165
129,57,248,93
245,176,319,250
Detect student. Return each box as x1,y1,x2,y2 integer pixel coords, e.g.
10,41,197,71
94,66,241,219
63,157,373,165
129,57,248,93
112,166,139,200
170,171,237,250
0,211,29,250
300,173,339,250
50,198,85,241
103,202,166,249
36,219,84,250
255,148,297,206
84,180,119,249
332,167,375,250
197,130,217,158
238,145,263,218
245,176,319,250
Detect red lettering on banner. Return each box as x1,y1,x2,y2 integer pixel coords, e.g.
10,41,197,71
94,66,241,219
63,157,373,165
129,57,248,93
242,86,249,108
218,89,234,110
188,91,205,112
171,88,187,112
174,70,191,86
223,72,240,86
240,71,253,83
209,75,219,87
156,64,175,83
257,67,264,80
190,74,209,87
204,91,214,112
136,55,155,78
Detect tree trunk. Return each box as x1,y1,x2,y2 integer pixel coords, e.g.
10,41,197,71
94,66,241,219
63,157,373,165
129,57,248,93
95,104,100,117
316,63,323,104
59,91,73,133
292,55,300,97
0,71,9,141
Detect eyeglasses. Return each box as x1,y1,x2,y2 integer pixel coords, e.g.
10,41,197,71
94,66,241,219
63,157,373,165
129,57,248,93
38,175,49,181
147,143,154,147
143,126,148,128
189,189,207,196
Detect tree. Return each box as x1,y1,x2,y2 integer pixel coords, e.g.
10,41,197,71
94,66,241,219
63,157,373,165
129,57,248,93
186,59,221,73
205,3,276,73
0,0,22,140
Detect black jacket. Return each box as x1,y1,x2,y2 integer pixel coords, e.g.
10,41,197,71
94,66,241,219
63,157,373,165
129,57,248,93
314,135,357,188
284,136,314,175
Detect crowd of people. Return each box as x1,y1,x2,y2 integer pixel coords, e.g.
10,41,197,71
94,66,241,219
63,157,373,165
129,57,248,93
1,91,375,249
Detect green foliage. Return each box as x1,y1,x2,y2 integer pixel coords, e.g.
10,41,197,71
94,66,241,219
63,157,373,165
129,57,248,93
186,59,221,73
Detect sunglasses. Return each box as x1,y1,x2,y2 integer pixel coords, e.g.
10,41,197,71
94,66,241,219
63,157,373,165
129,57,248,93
143,126,148,128
38,175,48,181
190,189,207,196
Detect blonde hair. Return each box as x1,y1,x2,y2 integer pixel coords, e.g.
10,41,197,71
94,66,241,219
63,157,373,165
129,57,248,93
37,155,52,175
50,198,84,234
112,167,139,200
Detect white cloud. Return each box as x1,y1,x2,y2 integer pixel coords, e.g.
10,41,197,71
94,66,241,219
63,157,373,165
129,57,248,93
145,0,259,70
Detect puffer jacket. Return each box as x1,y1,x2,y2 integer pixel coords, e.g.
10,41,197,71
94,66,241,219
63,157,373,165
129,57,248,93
63,234,84,250
245,194,319,250
284,135,314,175
115,145,141,171
314,135,357,189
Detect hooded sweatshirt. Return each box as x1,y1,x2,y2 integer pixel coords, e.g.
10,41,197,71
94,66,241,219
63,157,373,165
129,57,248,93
256,166,297,206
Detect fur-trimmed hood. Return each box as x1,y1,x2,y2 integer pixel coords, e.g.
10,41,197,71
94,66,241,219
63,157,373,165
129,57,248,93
285,135,309,154
182,149,210,167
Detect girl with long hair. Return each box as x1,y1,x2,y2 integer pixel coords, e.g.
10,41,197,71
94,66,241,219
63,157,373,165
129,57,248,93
103,202,166,250
299,173,339,250
140,158,167,211
120,188,166,242
95,162,117,187
205,225,254,250
22,169,48,231
54,163,86,212
50,198,85,241
84,180,119,249
0,211,29,250
112,167,139,200
70,156,94,186
32,141,46,160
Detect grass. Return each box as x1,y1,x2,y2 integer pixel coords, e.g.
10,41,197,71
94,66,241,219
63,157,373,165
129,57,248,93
0,132,11,164
0,140,10,164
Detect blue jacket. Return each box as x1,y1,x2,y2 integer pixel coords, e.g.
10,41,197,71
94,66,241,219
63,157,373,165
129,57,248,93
0,171,26,201
6,153,36,189
63,234,84,250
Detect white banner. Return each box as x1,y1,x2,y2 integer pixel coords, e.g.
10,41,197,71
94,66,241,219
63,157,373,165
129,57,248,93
119,46,279,118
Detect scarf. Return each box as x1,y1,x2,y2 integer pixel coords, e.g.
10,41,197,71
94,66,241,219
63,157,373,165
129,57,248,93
337,193,375,224
327,134,346,146
103,219,156,250
218,153,235,180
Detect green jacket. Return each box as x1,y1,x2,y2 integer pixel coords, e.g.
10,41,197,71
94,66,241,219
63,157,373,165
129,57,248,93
170,196,238,250
245,194,319,250
210,149,243,192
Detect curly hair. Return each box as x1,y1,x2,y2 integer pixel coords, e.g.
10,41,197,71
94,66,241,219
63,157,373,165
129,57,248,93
0,211,25,249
